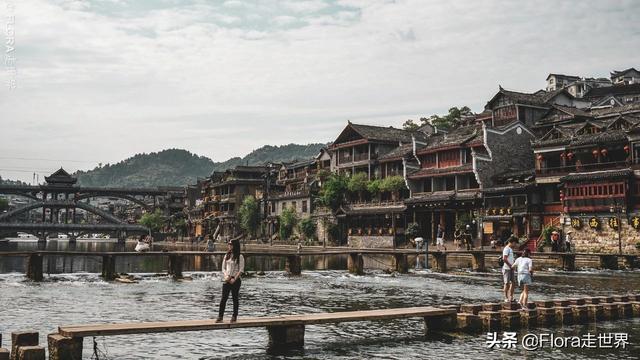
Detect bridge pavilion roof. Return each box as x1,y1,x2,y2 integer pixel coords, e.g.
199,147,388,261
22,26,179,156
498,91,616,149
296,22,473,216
44,168,77,186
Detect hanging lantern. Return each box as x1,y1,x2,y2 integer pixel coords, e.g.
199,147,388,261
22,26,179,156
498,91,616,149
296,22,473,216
536,154,544,161
624,145,630,153
592,149,599,158
601,148,608,157
567,152,574,160
560,152,566,159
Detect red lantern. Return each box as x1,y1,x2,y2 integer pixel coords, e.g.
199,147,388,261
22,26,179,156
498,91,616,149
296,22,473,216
592,149,599,158
624,145,630,153
567,152,574,160
536,154,544,161
601,148,608,157
559,190,564,201
560,152,566,159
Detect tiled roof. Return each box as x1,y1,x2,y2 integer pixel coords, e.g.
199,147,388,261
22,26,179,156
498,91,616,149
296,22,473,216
584,83,640,99
486,87,574,111
378,143,413,162
408,163,473,178
350,123,426,143
405,190,481,204
591,103,640,117
482,183,533,194
285,159,315,169
569,130,628,146
561,169,633,183
610,68,639,77
546,73,580,81
421,124,482,151
533,129,628,148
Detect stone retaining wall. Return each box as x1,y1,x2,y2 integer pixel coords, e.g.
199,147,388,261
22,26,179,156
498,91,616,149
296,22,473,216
563,215,639,254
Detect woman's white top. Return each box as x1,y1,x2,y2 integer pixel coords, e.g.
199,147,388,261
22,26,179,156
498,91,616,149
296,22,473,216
222,254,245,280
512,257,532,275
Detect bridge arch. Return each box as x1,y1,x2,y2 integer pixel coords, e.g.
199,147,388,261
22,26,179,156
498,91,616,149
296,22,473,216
74,193,153,210
0,201,126,225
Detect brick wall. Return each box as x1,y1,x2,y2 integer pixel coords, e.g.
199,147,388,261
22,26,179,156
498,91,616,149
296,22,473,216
567,216,640,254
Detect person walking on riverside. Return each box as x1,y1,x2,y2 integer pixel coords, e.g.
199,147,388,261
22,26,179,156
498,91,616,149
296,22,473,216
216,239,245,323
502,237,517,303
512,249,533,309
436,224,445,251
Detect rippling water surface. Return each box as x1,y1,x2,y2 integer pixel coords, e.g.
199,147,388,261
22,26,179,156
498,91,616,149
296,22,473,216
0,239,639,359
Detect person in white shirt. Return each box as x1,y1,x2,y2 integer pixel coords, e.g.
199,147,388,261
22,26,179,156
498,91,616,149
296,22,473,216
502,237,517,302
512,249,533,309
216,239,245,323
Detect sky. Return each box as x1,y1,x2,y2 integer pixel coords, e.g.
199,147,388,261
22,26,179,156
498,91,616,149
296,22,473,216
1,0,639,183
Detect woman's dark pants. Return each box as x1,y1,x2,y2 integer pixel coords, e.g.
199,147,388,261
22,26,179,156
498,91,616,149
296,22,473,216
218,278,241,318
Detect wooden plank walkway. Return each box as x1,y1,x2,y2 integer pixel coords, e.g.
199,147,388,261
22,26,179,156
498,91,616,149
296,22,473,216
58,306,454,338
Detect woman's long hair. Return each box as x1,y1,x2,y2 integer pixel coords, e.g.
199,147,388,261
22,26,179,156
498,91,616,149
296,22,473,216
226,240,241,262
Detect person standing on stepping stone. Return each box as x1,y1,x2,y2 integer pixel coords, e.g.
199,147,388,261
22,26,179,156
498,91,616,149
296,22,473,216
502,237,517,303
216,239,245,323
512,249,533,309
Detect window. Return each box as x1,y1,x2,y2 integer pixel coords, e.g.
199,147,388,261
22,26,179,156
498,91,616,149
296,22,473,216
302,201,307,213
439,150,460,168
445,176,455,191
292,201,297,211
544,186,560,203
422,179,432,192
422,153,436,168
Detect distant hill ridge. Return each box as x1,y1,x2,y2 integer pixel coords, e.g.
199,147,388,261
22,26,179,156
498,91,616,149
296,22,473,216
74,144,326,187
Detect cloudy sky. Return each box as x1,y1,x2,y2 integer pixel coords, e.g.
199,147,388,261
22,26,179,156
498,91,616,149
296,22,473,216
1,0,639,183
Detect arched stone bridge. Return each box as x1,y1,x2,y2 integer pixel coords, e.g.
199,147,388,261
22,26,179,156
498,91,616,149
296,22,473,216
0,168,185,241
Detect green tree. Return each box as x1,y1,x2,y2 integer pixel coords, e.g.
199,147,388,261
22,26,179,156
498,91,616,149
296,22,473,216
428,106,473,131
139,209,165,233
380,175,407,201
347,172,368,202
279,206,298,241
0,198,9,212
406,222,420,239
299,217,317,241
380,175,406,192
238,196,260,238
367,179,382,200
318,173,348,211
402,119,420,131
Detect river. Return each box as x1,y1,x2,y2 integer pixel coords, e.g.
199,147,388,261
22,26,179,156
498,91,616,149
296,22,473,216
0,239,638,359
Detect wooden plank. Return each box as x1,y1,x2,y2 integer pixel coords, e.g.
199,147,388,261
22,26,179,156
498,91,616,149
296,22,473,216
58,307,454,338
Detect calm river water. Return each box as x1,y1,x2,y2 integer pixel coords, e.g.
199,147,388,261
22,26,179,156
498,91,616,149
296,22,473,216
0,239,639,359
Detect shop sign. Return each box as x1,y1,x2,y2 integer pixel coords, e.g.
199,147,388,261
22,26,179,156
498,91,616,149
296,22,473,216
588,217,600,230
570,218,582,229
483,221,494,234
608,217,620,230
631,216,640,230
487,208,512,216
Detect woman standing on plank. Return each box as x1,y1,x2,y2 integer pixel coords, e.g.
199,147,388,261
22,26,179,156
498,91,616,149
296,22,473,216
216,239,245,323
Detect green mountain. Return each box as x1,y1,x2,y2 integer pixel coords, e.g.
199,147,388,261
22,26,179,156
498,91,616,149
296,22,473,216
75,144,326,187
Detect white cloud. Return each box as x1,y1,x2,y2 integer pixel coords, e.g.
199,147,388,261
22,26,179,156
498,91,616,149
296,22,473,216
281,0,330,13
1,0,640,182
